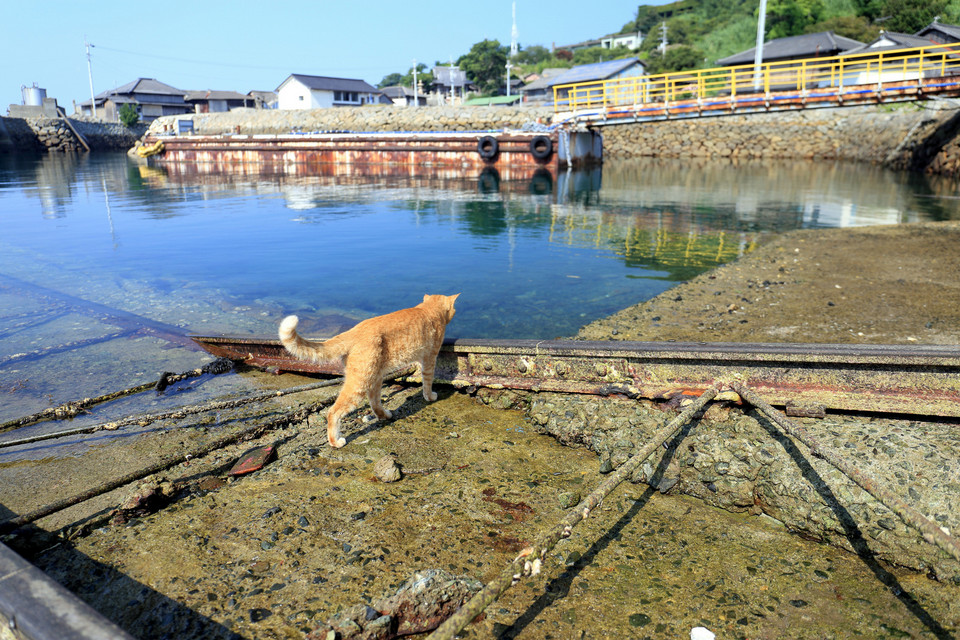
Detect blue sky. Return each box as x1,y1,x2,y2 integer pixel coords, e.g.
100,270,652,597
4,0,669,111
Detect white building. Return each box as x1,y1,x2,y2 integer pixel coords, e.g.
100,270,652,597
276,74,382,110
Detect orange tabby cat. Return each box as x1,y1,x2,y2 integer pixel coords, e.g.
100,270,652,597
279,294,459,448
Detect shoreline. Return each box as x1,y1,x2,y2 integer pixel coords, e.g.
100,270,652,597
577,220,960,346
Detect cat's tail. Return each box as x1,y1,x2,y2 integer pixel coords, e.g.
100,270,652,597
278,315,350,364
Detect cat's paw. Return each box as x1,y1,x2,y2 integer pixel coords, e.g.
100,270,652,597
329,436,347,448
382,408,393,419
425,391,438,402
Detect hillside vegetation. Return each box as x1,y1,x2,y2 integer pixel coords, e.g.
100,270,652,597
380,0,960,93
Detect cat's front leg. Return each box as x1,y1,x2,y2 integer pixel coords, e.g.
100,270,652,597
420,358,438,401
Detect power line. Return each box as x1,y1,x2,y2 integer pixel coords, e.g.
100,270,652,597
91,44,387,73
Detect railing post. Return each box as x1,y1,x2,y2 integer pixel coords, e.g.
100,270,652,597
877,52,884,93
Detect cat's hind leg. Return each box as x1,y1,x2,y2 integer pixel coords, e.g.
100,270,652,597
327,377,366,448
368,374,392,420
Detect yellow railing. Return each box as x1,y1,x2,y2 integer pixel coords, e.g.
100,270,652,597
553,42,960,114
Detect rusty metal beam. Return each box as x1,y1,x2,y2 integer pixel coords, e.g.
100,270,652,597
191,335,960,418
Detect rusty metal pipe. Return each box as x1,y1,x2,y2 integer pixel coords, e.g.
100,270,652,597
730,381,960,563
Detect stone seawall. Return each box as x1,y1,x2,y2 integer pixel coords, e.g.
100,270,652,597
0,116,147,153
601,102,960,173
9,102,960,175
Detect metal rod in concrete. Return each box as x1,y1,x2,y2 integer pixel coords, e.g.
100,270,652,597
427,385,720,640
730,381,960,563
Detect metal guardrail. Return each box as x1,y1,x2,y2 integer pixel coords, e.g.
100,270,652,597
553,42,960,121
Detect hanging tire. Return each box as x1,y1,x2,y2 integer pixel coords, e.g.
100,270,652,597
530,135,553,161
477,136,499,161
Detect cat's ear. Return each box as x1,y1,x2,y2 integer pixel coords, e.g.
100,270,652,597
450,293,460,303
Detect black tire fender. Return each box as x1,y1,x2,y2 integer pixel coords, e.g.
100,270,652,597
530,135,553,160
477,136,499,160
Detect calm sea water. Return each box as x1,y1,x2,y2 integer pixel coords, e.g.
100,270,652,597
1,151,959,422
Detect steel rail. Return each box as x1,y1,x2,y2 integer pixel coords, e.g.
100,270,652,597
191,335,960,418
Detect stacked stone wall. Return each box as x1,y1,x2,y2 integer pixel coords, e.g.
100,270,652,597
0,116,147,153
600,103,958,169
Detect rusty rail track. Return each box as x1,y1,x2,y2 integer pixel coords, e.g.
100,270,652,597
192,334,960,418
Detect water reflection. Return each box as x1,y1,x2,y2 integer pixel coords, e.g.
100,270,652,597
3,151,960,419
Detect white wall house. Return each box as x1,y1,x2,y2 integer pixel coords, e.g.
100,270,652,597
276,74,382,110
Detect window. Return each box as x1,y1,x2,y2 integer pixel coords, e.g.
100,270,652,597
299,95,304,101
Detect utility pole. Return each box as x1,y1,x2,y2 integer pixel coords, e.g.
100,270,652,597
753,0,768,91
659,22,668,55
450,56,456,103
412,59,418,107
507,1,518,97
85,36,96,119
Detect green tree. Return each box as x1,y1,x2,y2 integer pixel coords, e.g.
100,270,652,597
119,103,139,127
377,73,403,88
515,44,553,65
645,45,705,74
805,15,880,41
767,0,826,38
400,63,433,92
458,39,509,95
572,45,636,65
879,0,946,33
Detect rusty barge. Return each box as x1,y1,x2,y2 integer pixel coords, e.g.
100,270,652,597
139,128,603,180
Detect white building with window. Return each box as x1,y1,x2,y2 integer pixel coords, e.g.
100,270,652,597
276,74,382,110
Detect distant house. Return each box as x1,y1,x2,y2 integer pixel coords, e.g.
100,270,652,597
843,31,934,57
381,85,427,106
431,66,471,103
839,25,960,85
276,74,382,110
519,68,567,103
247,90,278,109
717,31,864,66
549,58,645,103
916,19,960,45
555,31,644,53
76,78,190,123
184,90,255,113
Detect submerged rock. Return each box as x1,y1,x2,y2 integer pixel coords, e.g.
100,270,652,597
307,569,481,639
